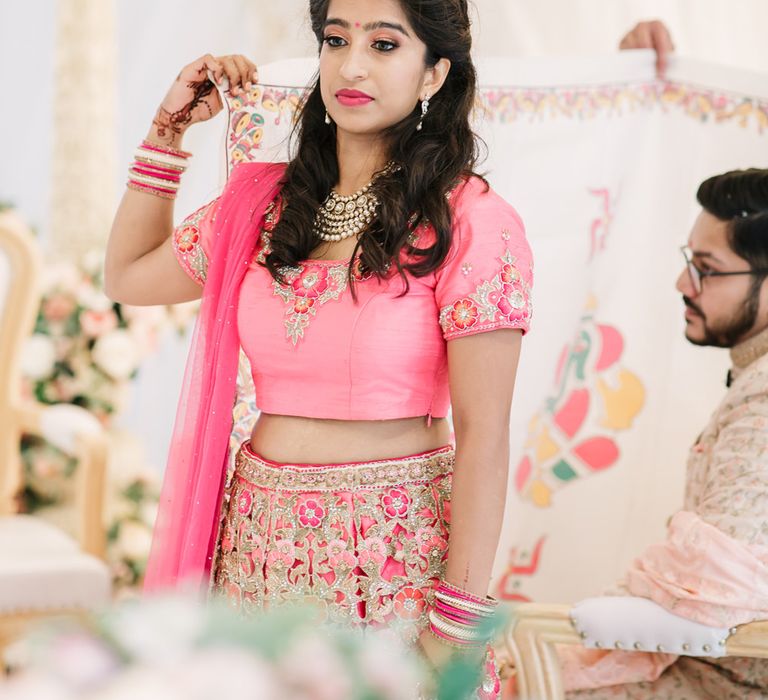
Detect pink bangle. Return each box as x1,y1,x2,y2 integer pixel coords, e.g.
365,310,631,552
130,165,181,183
141,139,192,159
434,600,481,624
437,580,496,608
436,608,476,626
132,159,185,176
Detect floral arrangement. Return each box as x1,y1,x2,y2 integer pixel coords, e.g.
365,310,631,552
18,249,198,591
4,596,462,700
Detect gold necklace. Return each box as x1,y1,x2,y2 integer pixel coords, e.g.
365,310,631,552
313,162,398,242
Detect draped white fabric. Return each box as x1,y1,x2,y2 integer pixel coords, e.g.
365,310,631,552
205,52,768,601
2,1,767,597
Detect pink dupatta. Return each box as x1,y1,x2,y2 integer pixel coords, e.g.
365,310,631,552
143,161,287,594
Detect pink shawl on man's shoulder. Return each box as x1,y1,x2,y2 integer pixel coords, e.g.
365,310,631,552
143,161,287,594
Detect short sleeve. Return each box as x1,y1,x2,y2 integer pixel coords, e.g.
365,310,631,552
434,178,533,340
172,199,219,286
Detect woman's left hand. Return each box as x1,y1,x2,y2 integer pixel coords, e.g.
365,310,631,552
416,627,456,672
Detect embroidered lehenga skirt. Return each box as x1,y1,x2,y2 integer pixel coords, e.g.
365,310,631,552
213,442,454,644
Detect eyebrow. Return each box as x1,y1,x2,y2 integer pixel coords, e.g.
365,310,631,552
324,17,411,37
691,250,726,265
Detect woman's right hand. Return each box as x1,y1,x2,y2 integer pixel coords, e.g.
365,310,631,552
150,54,258,144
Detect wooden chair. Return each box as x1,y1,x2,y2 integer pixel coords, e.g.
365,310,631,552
503,597,768,699
0,210,111,657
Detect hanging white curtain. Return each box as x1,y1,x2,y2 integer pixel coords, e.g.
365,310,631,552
216,51,767,599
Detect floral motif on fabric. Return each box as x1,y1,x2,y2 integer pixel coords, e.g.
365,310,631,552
439,249,532,339
213,446,454,644
254,197,280,265
255,195,374,345
172,203,213,285
272,263,351,345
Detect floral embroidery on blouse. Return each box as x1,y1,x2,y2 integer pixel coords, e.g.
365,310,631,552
272,263,351,345
259,195,378,345
172,203,214,285
254,197,280,264
439,250,532,339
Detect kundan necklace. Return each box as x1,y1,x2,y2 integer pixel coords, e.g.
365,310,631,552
313,162,398,242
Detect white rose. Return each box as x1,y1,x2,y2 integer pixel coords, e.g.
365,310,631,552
140,501,159,528
92,330,140,380
115,520,153,562
77,284,114,313
43,261,81,294
80,249,104,277
21,334,57,379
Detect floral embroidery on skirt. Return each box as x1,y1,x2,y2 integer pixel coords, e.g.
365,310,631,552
213,442,454,645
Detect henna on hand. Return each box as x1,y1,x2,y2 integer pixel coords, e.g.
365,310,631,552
153,78,218,143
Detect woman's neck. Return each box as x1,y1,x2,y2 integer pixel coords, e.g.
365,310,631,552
335,130,388,196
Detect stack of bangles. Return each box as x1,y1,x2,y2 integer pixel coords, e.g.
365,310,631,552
429,579,499,650
126,140,192,200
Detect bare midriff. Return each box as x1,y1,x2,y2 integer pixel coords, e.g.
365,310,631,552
249,414,452,464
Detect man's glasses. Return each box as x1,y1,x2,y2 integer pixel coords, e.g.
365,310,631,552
680,245,768,295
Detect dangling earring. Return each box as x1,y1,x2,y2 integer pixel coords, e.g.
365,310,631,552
324,110,331,125
416,96,430,131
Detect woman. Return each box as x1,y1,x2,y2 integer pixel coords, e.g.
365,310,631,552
105,0,532,685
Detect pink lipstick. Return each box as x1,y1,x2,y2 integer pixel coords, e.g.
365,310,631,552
335,89,374,107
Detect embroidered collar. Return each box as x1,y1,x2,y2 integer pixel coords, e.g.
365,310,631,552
730,324,768,373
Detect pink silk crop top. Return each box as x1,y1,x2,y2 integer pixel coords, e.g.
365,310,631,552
172,169,533,421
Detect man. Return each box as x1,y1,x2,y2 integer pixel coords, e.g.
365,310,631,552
558,24,768,698
560,167,768,699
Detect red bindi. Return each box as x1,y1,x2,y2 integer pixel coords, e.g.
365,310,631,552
354,21,361,27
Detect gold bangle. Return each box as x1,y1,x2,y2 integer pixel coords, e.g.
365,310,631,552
126,181,176,200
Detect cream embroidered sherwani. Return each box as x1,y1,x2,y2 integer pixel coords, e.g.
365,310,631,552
562,330,768,699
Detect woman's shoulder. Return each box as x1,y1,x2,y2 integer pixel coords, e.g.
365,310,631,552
450,174,526,236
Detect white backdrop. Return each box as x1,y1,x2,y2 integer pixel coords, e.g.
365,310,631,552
203,52,767,601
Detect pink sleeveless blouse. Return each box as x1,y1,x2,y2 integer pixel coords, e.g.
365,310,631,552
173,168,533,422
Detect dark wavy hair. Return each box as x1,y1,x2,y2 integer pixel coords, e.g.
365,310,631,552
697,169,768,297
263,0,482,291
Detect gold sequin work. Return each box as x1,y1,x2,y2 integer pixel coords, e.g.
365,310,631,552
213,443,454,644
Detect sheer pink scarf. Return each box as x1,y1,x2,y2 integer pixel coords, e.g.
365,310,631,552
143,162,287,594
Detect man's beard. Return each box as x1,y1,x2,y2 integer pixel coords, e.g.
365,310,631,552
683,287,760,348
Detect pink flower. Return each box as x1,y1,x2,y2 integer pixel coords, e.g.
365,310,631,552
393,587,427,621
448,299,479,330
297,498,325,528
326,538,357,568
291,267,330,298
42,294,76,322
415,526,448,558
497,283,526,320
293,296,315,314
79,309,118,337
358,536,387,566
381,488,410,518
236,489,253,516
500,262,520,285
175,225,200,253
266,538,295,567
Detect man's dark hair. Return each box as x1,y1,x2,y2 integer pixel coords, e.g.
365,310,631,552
697,168,768,275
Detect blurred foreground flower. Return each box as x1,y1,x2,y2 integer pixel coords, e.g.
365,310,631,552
4,596,434,700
